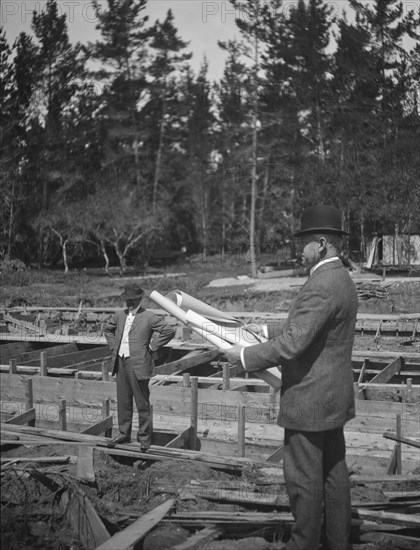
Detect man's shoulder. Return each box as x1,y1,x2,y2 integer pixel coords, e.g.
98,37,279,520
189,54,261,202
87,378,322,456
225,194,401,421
136,308,157,321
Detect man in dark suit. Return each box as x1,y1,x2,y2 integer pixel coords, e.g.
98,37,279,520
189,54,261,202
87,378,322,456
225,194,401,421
226,205,357,550
104,282,175,450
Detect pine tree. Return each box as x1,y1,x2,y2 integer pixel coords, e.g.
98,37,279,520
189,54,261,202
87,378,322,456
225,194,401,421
90,0,150,189
148,9,192,212
0,29,17,259
331,0,420,255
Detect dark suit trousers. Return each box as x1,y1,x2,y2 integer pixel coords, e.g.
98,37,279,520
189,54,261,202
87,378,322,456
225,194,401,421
284,427,351,550
116,357,151,443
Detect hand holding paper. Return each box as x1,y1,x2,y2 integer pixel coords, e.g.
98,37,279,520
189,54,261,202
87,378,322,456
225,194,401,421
224,344,243,368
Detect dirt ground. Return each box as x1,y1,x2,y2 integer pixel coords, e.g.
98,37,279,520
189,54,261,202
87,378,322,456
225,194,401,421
1,253,419,315
3,439,415,550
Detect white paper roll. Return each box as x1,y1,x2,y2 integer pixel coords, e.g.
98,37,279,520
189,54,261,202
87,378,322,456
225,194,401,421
166,290,240,325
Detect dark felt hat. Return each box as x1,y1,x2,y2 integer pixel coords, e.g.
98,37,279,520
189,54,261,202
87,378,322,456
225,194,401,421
294,205,348,237
120,282,144,299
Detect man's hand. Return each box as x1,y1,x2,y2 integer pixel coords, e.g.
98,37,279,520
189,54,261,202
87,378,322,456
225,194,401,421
224,344,244,368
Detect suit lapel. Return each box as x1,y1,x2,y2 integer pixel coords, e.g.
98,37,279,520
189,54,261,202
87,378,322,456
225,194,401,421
129,308,144,335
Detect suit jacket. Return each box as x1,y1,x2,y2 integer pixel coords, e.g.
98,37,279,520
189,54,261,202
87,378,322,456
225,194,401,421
104,308,175,379
244,259,358,431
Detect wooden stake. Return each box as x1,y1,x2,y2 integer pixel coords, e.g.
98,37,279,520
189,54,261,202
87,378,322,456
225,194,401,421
222,364,230,390
183,373,191,387
406,378,413,403
150,403,154,444
102,399,112,438
396,413,402,475
24,378,35,427
59,399,67,432
9,359,17,374
101,362,109,381
189,377,198,451
40,351,48,376
238,404,245,458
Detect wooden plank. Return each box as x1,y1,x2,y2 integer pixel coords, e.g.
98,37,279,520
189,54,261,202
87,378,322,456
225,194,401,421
20,346,110,368
366,356,404,385
154,484,288,507
172,526,223,550
80,416,113,436
95,499,175,550
360,532,420,550
383,432,420,449
0,364,79,375
265,446,284,463
5,407,35,425
0,341,34,359
3,314,44,334
386,444,398,475
353,508,420,529
77,446,95,483
156,374,268,387
0,456,72,465
155,350,218,376
1,424,279,471
2,343,78,365
165,427,191,449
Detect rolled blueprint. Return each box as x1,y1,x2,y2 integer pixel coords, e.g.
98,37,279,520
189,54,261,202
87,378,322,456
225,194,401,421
150,290,282,391
150,291,231,349
166,290,240,325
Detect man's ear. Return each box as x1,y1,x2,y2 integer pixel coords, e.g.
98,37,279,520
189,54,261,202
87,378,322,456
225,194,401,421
319,237,327,252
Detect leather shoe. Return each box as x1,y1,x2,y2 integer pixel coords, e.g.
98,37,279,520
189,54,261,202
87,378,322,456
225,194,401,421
107,434,130,447
137,435,150,452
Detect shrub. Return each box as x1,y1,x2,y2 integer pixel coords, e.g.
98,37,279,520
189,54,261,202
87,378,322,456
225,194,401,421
0,258,33,286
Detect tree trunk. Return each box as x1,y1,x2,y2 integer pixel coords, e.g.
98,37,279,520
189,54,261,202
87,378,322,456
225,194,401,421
257,163,270,243
7,178,15,259
315,98,325,162
133,134,141,188
52,229,69,274
113,233,126,275
249,31,259,279
201,180,208,263
62,238,69,275
99,239,111,275
360,210,365,261
221,175,226,263
152,97,166,213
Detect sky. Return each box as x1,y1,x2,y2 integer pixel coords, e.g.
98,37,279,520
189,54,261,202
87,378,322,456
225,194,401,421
1,0,244,80
2,1,418,81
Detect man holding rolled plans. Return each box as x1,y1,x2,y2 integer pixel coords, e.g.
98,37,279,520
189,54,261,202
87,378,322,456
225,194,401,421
226,205,357,550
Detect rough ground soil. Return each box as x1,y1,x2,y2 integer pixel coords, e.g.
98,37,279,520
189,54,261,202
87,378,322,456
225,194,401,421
2,440,411,550
1,254,419,315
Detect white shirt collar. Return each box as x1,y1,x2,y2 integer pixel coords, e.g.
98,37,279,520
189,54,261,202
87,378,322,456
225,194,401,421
310,256,340,276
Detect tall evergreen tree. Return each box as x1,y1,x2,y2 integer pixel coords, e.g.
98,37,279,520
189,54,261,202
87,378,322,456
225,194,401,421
90,0,150,188
148,9,192,212
331,0,420,254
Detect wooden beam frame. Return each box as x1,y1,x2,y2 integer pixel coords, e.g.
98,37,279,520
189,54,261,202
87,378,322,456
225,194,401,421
80,415,113,436
5,407,35,425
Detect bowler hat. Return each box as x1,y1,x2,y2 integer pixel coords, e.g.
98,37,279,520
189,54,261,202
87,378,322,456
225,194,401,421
294,205,348,237
120,282,144,299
